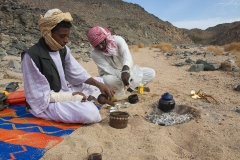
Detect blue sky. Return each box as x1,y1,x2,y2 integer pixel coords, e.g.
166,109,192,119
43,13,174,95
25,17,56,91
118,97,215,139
123,0,240,30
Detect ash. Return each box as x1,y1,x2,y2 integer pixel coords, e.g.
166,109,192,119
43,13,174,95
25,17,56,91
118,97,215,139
145,105,193,126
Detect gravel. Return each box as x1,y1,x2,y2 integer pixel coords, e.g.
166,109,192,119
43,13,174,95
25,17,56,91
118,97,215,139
145,105,193,126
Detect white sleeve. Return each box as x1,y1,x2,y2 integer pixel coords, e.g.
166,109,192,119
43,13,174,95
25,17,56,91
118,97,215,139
115,36,133,68
50,92,83,102
64,46,91,85
21,53,51,114
91,50,122,78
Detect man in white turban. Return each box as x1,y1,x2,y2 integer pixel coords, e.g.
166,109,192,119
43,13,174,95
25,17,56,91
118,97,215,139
21,9,115,124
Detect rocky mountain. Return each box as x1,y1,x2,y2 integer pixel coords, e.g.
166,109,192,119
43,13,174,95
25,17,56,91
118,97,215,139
0,0,240,52
185,21,240,45
1,0,192,49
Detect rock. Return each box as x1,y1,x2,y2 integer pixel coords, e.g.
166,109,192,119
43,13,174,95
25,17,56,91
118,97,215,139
234,84,240,91
188,64,204,72
7,60,21,70
220,62,232,72
175,62,185,67
3,71,23,80
12,42,28,51
185,58,195,64
232,66,240,72
183,51,191,56
235,109,240,114
196,59,220,71
6,49,18,56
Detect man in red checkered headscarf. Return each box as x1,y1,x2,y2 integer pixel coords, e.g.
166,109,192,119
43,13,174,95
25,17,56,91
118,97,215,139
87,26,155,99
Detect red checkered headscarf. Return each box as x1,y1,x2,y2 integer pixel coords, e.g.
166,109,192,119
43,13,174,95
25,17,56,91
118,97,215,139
87,26,118,56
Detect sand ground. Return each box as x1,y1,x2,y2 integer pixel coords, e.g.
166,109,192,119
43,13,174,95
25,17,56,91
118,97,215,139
1,47,239,160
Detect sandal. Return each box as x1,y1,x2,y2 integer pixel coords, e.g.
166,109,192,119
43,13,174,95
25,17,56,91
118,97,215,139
127,86,150,93
5,82,19,92
143,87,150,92
0,92,7,101
0,93,8,111
0,102,8,111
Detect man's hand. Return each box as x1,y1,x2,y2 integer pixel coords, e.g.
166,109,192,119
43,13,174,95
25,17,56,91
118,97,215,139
121,72,130,86
72,92,86,102
121,65,130,86
84,77,116,100
97,83,116,100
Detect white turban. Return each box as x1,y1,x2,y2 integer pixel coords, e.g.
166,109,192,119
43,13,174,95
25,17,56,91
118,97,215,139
38,9,73,51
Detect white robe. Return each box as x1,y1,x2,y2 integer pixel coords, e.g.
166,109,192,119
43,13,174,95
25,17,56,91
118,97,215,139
91,35,155,93
21,46,101,124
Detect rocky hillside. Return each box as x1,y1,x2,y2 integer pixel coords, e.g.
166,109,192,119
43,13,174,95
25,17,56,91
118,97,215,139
1,0,240,51
185,21,240,45
206,21,240,45
1,0,193,48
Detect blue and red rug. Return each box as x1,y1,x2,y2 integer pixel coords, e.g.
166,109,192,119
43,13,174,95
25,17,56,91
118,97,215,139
0,105,82,160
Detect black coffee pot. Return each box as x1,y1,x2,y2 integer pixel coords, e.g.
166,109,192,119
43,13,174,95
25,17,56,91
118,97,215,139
158,92,175,112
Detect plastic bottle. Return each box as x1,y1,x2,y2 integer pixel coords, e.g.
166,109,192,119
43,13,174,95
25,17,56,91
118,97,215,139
138,83,144,94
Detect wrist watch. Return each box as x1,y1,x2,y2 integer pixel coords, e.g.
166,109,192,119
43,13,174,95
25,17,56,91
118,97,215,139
121,70,130,73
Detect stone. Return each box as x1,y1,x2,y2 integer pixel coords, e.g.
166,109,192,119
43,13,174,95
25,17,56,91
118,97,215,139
188,64,204,72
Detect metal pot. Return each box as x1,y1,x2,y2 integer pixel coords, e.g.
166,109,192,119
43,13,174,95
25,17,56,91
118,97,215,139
158,92,175,112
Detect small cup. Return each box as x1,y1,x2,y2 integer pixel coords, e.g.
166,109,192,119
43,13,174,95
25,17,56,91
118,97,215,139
87,146,103,160
106,104,112,109
116,104,122,109
124,102,130,108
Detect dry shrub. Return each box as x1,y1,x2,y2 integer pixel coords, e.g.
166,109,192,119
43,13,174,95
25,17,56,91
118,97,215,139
224,42,240,67
234,54,240,68
137,43,144,48
128,45,139,52
224,42,240,53
151,42,175,53
206,46,223,55
235,57,240,68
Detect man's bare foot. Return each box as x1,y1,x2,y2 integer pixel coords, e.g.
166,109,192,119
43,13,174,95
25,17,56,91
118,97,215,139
87,95,102,106
87,95,96,101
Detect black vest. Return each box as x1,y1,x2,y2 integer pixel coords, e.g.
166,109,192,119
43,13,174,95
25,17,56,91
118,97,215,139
24,38,66,92
22,38,67,109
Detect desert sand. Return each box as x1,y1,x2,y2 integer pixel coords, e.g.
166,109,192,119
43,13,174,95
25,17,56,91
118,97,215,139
40,46,240,160
2,47,239,160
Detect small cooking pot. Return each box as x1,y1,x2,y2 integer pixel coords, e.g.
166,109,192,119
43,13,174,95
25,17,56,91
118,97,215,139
158,92,175,112
128,94,139,104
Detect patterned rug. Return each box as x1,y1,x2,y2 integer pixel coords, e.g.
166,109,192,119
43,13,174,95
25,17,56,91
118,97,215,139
0,105,82,160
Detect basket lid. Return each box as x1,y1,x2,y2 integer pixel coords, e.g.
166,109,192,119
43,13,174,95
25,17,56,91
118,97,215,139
110,111,129,117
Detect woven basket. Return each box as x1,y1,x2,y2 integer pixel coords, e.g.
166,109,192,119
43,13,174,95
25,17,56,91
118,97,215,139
109,111,129,129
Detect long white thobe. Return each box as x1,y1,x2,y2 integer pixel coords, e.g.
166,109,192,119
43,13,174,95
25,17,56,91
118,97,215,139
21,46,101,124
91,35,155,92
